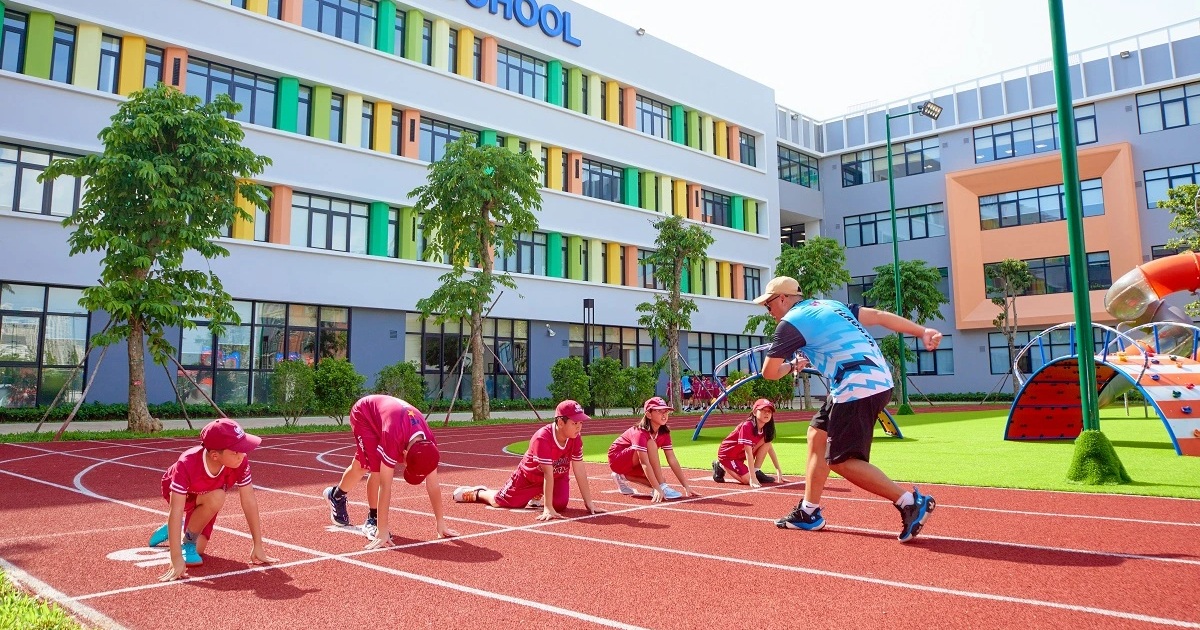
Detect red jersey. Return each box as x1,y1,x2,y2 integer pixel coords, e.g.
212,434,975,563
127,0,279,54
717,420,763,461
607,425,673,457
162,445,251,496
351,395,436,468
517,423,583,483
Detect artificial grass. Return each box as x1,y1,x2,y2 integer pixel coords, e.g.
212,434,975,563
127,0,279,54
0,570,81,630
566,407,1200,500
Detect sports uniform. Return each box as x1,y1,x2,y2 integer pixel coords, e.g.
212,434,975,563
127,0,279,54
607,425,673,479
495,422,582,512
715,420,764,476
349,394,437,481
160,445,252,540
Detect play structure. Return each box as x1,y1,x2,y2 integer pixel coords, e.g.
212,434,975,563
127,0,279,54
689,343,903,441
1004,251,1200,456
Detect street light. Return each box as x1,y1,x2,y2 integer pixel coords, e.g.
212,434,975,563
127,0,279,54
885,100,942,412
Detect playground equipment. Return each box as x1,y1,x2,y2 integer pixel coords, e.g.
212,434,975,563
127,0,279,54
1004,251,1200,456
689,343,903,441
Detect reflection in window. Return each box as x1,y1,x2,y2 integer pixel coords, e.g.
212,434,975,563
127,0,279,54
0,283,89,408
979,179,1104,229
843,204,946,248
405,314,529,401
1144,162,1200,209
974,105,1096,163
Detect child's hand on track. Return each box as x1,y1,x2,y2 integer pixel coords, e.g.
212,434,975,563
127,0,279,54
437,526,460,539
364,532,395,549
536,508,563,521
250,547,278,565
158,561,188,582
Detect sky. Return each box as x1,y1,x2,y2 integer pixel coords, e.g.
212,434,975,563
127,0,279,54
571,0,1200,120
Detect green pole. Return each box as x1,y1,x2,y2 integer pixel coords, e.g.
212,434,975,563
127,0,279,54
1048,0,1099,432
886,110,918,412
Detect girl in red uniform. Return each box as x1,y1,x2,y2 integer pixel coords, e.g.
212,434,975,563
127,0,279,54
712,399,785,487
607,397,698,502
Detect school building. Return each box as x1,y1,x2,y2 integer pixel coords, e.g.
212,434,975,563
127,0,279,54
0,0,1198,408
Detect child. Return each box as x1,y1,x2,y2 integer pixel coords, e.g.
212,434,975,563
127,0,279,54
608,397,698,502
712,398,785,488
681,371,694,411
149,418,277,582
322,395,459,548
453,400,603,520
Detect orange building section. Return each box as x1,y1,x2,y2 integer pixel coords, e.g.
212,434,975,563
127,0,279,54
945,143,1141,331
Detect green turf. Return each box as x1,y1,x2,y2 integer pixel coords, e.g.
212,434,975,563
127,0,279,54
558,407,1200,499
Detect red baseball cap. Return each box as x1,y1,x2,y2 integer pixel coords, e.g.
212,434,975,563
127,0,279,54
555,400,589,422
200,418,261,453
403,439,439,485
643,397,672,414
752,398,775,413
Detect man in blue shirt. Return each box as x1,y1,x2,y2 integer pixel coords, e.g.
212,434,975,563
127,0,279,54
756,276,943,543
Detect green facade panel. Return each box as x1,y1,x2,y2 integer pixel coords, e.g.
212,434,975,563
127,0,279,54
689,259,703,294
745,200,758,234
479,129,498,146
403,9,424,62
546,232,564,278
640,173,656,211
566,235,584,280
375,0,397,54
730,196,745,231
274,77,300,134
0,2,6,54
367,202,390,256
398,207,418,260
686,111,700,149
680,265,690,293
670,105,685,144
24,12,55,80
546,60,564,106
566,67,583,112
311,85,332,140
622,167,640,207
503,135,521,153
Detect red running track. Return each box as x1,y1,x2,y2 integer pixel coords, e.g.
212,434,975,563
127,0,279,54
0,415,1197,629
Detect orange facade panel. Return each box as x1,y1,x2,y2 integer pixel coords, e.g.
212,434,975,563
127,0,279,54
946,143,1141,330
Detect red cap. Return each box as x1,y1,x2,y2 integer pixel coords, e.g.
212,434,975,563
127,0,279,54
403,440,439,485
555,400,589,422
200,419,261,453
752,398,775,413
643,396,672,414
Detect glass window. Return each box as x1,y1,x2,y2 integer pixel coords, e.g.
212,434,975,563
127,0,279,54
846,274,877,307
97,35,121,94
291,192,370,254
701,190,732,228
185,57,276,127
0,283,90,408
984,251,1112,296
360,100,374,150
496,45,547,100
302,0,376,47
1,10,28,73
974,105,1096,163
581,158,622,203
685,332,765,376
406,313,529,401
778,145,819,188
742,267,761,302
1144,162,1200,209
496,231,547,276
0,142,83,216
979,178,1104,229
419,117,474,162
739,132,757,167
842,203,946,248
49,23,75,84
841,137,938,187
570,324,657,369
906,334,953,376
635,95,671,140
143,46,164,88
1137,81,1200,134
989,328,1103,375
421,19,432,65
329,92,344,143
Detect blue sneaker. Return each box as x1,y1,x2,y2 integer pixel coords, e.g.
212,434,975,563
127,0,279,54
776,504,825,531
897,487,936,543
323,486,350,526
181,540,203,566
148,523,168,547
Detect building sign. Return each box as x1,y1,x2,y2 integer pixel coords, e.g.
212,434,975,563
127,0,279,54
465,0,582,47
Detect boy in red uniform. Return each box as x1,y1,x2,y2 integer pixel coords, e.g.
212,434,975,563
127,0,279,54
323,395,458,547
452,400,603,520
150,418,277,582
607,397,698,502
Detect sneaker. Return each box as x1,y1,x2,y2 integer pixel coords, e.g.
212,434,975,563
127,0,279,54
659,484,683,500
453,485,487,503
897,488,936,543
362,515,378,540
181,540,203,566
148,523,168,547
322,486,350,526
754,470,775,484
526,496,544,509
612,472,636,496
775,504,826,531
711,460,726,483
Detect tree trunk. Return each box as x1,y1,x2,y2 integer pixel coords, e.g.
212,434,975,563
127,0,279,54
667,329,680,412
1009,294,1020,395
127,318,162,433
469,309,489,421
801,373,812,410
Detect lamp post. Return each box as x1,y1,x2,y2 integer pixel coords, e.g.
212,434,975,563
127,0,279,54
885,100,942,413
582,298,595,415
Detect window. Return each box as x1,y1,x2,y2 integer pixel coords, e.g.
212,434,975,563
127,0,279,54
841,136,940,187
686,332,766,376
1137,81,1200,133
406,314,529,401
701,190,731,227
329,92,344,143
419,117,473,162
0,283,89,408
496,45,546,100
635,95,671,139
843,203,946,248
571,325,656,367
636,249,665,290
302,0,376,47
49,23,75,84
780,224,805,247
185,57,277,128
1151,244,1185,260
984,252,1111,296
144,46,164,88
581,158,622,204
290,192,370,254
448,28,458,74
846,274,877,307
1,10,27,73
989,328,1103,375
743,267,761,302
1145,162,1200,209
297,85,313,136
0,143,83,217
905,334,953,376
979,179,1104,229
778,145,819,188
360,100,374,149
496,232,547,276
739,132,756,167
98,35,121,94
974,105,1096,164
421,19,432,65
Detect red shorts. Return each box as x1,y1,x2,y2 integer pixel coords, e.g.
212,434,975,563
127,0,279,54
718,458,749,476
160,481,220,540
607,446,646,478
495,470,570,512
349,413,383,472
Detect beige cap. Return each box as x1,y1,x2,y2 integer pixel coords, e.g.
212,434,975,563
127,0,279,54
752,276,802,305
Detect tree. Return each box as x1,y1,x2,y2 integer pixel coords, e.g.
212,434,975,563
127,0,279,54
744,237,851,409
39,84,271,432
313,358,365,425
986,259,1034,394
587,356,624,416
620,363,660,415
373,361,428,402
548,357,590,406
635,216,715,411
1160,184,1200,315
271,360,315,427
863,259,949,409
409,135,542,421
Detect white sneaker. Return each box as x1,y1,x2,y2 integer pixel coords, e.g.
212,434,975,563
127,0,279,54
526,496,544,509
659,484,683,500
453,485,487,503
612,472,636,495
361,516,378,540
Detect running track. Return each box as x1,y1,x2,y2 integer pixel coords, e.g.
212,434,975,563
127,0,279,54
1,414,1198,629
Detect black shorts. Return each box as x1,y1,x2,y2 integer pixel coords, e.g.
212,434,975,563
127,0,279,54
810,389,892,465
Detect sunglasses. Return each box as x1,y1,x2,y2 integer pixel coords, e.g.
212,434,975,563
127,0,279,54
763,294,783,310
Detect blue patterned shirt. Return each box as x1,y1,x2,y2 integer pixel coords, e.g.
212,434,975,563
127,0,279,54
767,300,893,402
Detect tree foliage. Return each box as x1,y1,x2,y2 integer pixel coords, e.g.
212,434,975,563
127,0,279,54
635,215,714,411
986,259,1034,393
621,363,660,415
1160,184,1200,315
586,356,624,416
863,259,949,393
373,361,428,403
548,357,590,406
38,84,271,432
409,134,542,420
313,358,365,424
271,360,315,427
